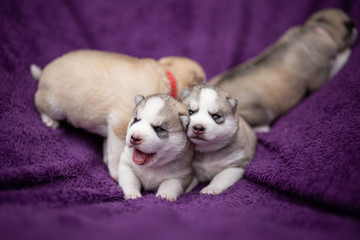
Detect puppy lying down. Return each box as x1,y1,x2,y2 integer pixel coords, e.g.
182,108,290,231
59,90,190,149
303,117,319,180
210,8,357,130
118,94,194,201
30,50,205,180
181,86,257,195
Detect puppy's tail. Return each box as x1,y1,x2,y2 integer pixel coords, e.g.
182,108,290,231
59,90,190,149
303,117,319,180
185,177,199,193
30,64,42,81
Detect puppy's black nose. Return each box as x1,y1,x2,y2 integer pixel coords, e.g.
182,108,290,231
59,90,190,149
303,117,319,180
130,135,142,145
344,20,355,33
193,125,205,135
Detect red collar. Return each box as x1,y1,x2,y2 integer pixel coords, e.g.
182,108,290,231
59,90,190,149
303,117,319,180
166,70,177,98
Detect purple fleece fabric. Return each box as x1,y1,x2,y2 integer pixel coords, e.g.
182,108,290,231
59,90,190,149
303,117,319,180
1,0,359,239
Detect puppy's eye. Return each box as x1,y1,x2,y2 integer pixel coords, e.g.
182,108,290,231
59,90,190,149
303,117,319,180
153,126,165,133
189,110,194,115
212,114,221,120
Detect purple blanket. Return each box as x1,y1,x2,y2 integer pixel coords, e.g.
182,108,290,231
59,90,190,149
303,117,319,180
1,0,359,239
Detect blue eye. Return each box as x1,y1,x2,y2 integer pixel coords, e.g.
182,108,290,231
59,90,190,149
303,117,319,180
212,114,221,120
189,110,194,115
153,126,165,133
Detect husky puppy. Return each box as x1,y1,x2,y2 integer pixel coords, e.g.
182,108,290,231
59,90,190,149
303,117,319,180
118,94,194,201
181,86,257,195
30,50,205,180
210,8,357,129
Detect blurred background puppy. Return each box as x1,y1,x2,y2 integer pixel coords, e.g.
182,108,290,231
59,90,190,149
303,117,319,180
210,8,357,130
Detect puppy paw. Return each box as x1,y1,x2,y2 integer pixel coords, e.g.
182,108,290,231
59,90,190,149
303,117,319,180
156,193,177,202
124,192,142,200
253,125,270,133
41,114,59,129
200,186,223,195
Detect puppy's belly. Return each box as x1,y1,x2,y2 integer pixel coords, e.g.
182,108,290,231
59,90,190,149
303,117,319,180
84,124,108,137
65,112,109,137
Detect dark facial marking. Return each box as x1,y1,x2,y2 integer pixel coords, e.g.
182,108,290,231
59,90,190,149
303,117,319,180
189,109,198,115
130,117,140,127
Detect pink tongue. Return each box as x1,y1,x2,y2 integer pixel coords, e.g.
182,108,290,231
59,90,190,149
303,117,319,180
133,148,147,165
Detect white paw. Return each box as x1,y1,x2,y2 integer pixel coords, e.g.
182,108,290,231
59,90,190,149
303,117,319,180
41,114,59,129
200,186,223,195
156,193,177,202
124,192,142,200
253,125,270,133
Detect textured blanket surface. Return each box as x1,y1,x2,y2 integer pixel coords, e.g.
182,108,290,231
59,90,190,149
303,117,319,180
1,0,360,239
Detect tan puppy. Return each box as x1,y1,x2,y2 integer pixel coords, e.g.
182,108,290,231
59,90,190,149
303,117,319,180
210,8,357,130
30,50,205,180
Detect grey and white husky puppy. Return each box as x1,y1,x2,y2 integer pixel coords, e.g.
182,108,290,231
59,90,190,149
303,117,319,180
182,86,257,195
118,94,195,201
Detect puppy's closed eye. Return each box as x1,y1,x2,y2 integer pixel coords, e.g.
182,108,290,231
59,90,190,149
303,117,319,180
131,117,140,126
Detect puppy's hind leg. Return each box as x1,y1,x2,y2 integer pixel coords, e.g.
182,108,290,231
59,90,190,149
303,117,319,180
200,167,245,195
40,113,60,129
35,92,61,129
103,138,108,164
238,103,274,128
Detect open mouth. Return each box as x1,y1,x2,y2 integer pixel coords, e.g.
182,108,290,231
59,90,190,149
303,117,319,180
132,147,156,165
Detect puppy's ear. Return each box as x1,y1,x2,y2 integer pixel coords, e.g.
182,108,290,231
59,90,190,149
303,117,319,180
179,114,190,130
181,89,190,100
227,98,238,111
188,71,205,88
134,95,144,105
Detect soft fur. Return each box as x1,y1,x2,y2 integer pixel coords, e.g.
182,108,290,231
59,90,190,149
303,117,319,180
181,86,257,195
210,8,357,129
31,50,205,180
118,94,194,201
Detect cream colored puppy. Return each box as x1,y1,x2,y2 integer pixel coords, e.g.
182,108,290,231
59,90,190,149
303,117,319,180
119,94,194,201
210,8,357,130
181,86,257,195
31,50,205,180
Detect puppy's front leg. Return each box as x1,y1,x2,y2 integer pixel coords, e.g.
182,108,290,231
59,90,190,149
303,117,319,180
201,167,245,195
106,118,125,180
103,138,108,164
156,178,184,201
118,161,142,200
